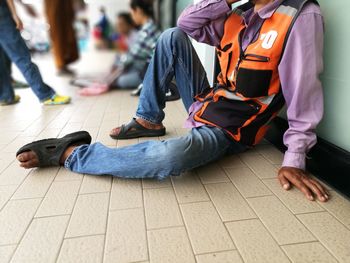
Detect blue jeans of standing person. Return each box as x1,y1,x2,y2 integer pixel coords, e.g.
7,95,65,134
0,4,55,102
65,28,248,179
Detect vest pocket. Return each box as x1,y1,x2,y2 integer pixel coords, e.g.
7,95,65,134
200,97,260,134
236,68,272,98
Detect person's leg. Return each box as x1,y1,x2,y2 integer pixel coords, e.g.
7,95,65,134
136,27,210,124
64,126,247,179
0,46,15,102
113,69,142,89
0,16,56,101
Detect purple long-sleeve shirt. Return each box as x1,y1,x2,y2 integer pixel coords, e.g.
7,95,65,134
178,0,324,170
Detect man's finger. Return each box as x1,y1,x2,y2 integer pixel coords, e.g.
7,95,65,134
301,176,325,202
286,173,314,201
310,179,329,199
278,173,291,190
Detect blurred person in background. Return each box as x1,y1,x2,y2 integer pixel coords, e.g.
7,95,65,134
3,0,37,89
93,6,112,49
78,0,160,96
44,0,79,75
0,0,71,105
112,12,137,53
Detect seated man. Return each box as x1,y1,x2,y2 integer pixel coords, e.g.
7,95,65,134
17,0,329,202
78,0,160,96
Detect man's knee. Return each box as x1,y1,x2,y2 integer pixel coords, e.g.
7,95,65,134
158,27,189,47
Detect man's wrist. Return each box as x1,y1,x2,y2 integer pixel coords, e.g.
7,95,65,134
282,151,306,170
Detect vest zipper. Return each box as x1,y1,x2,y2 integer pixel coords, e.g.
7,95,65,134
233,29,246,83
243,53,270,62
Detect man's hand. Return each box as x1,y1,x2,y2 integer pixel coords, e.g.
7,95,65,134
278,167,329,202
13,15,23,30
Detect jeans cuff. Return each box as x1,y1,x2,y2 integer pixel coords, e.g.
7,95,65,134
64,146,80,169
39,90,56,102
135,113,162,125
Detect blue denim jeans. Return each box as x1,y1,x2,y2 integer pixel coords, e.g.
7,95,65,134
114,68,142,89
0,4,55,102
65,28,248,179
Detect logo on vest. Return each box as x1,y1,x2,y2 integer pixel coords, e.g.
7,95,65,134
260,30,278,50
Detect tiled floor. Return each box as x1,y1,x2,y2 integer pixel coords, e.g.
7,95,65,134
1,51,350,263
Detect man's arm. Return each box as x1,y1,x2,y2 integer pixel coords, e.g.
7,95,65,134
177,0,239,47
278,4,328,202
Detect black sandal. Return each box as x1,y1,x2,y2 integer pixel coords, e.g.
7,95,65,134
110,118,166,140
16,131,92,167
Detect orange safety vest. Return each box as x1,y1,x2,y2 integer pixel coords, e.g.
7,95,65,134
194,0,318,146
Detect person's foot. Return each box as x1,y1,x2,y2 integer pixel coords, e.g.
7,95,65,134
109,118,164,137
0,95,21,106
43,94,71,105
17,145,77,169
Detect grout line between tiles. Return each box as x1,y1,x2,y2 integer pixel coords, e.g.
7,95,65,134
53,172,85,262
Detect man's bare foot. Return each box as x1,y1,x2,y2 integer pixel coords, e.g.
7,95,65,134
17,146,77,169
110,118,164,137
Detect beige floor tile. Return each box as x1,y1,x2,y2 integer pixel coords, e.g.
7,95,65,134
0,131,19,145
96,130,117,147
116,138,139,148
247,195,316,245
35,181,81,217
218,155,247,168
79,175,112,194
240,154,278,179
205,183,256,222
109,178,142,210
0,245,17,263
0,162,30,186
317,191,350,228
148,227,195,263
225,167,272,198
263,178,324,214
0,199,41,245
255,144,284,164
54,167,83,182
196,250,243,263
143,187,183,229
171,172,210,204
0,154,14,174
10,215,69,263
282,242,338,263
104,208,148,263
180,202,235,254
226,219,290,263
297,212,350,263
0,185,17,210
142,177,172,189
2,136,36,153
196,163,230,184
35,128,61,140
11,167,59,200
57,235,105,263
65,193,109,238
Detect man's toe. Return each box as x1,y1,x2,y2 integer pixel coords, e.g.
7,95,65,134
17,152,30,162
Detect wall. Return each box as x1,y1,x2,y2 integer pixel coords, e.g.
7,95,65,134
315,0,350,151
